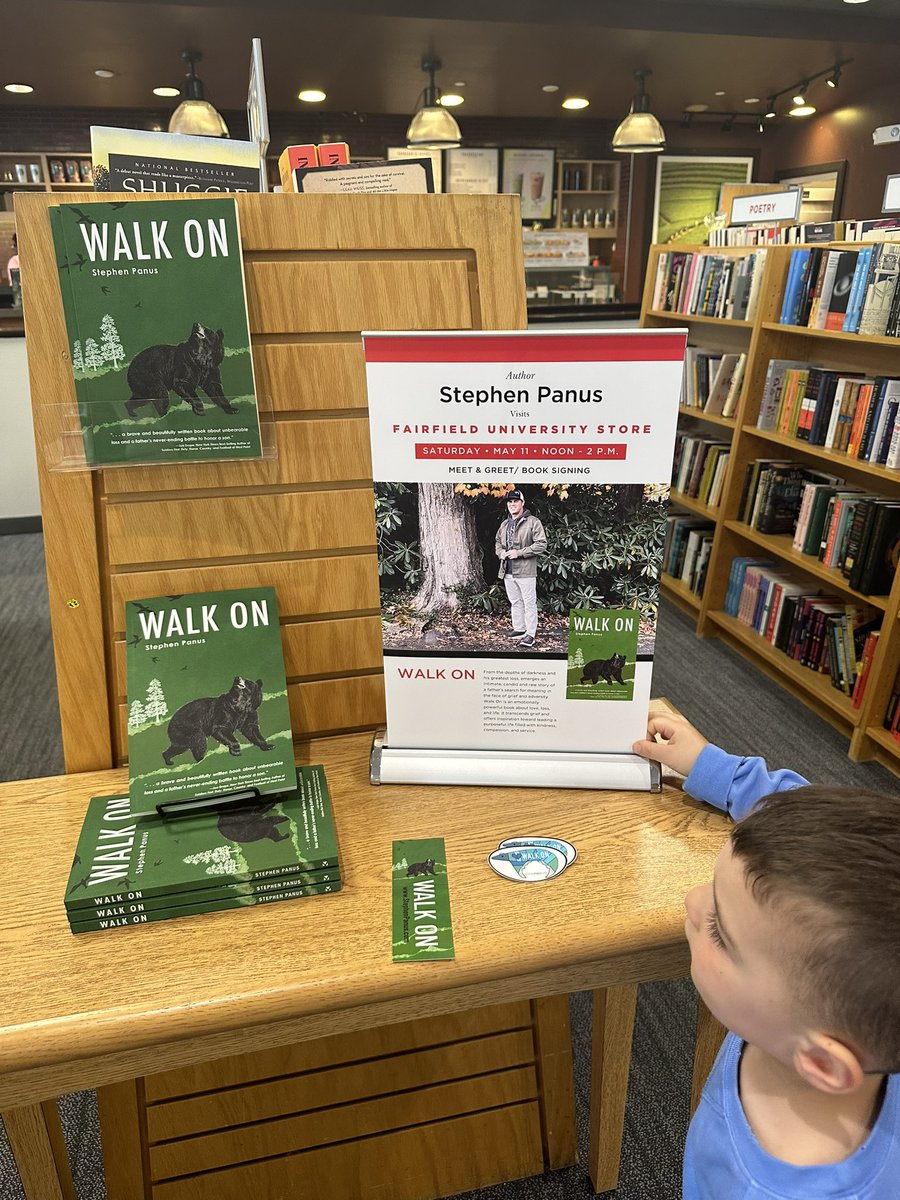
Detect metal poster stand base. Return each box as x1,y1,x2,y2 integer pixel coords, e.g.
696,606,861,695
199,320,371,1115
369,731,661,791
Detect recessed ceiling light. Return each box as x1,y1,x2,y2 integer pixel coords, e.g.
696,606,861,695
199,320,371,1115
685,103,709,113
843,0,870,4
439,94,464,107
744,97,760,104
715,90,726,97
4,83,34,94
153,86,180,98
789,104,817,117
542,84,560,93
94,69,116,79
298,89,326,103
562,97,590,110
453,81,466,88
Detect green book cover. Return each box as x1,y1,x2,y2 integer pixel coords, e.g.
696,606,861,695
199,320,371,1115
565,608,640,702
66,863,340,916
69,879,340,934
66,767,341,909
126,587,295,807
50,197,261,466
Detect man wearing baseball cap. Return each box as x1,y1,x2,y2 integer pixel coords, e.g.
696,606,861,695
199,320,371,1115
495,489,547,650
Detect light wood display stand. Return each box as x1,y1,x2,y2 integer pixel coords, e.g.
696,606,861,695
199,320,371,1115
642,242,900,775
10,190,588,1200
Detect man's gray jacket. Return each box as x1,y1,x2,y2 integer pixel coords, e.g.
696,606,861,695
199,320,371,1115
496,510,547,579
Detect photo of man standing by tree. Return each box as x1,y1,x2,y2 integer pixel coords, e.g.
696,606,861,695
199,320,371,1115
375,480,666,658
495,489,547,650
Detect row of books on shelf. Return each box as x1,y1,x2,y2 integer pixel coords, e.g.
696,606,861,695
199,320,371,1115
673,434,731,507
650,250,766,321
707,217,900,247
663,515,715,596
681,348,746,416
779,244,900,337
737,459,900,595
756,360,900,467
724,556,881,705
884,669,900,741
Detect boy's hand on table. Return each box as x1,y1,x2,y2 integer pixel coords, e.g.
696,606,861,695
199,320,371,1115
633,711,708,779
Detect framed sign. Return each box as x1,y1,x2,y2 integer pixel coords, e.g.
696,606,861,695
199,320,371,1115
386,146,443,193
651,154,754,245
501,148,555,223
883,174,900,214
445,147,499,195
774,160,847,223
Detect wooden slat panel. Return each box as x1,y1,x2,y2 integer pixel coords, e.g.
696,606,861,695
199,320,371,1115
252,342,367,413
148,1031,535,1142
530,994,577,1168
144,1002,533,1100
116,675,386,750
108,555,380,632
114,615,383,696
102,418,371,495
153,1102,543,1200
104,489,376,565
246,260,472,334
151,1067,537,1180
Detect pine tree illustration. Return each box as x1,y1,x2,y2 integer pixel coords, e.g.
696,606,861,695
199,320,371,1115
99,314,124,367
83,337,102,371
72,340,84,372
574,647,585,669
128,698,146,730
144,679,168,725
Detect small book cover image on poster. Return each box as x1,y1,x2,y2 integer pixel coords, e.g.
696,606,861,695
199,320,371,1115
90,126,261,193
125,587,296,810
565,608,640,702
50,197,262,466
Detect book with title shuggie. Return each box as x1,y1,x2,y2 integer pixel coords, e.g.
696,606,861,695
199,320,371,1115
49,197,261,467
90,126,261,194
126,587,296,810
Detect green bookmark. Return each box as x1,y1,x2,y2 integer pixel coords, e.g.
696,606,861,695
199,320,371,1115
392,838,455,962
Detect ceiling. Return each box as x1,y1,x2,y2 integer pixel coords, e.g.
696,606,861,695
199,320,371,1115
1,0,897,123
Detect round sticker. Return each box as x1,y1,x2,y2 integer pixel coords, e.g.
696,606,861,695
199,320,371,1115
488,844,567,883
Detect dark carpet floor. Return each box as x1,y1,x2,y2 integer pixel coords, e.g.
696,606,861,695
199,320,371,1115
1,533,896,1199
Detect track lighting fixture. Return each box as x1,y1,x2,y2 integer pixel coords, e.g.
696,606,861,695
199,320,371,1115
827,66,842,88
793,83,809,106
683,58,851,130
721,114,735,133
765,98,777,118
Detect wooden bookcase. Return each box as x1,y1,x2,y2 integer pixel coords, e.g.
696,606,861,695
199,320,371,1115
642,242,900,775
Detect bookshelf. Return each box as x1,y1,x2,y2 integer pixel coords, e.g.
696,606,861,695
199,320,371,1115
642,242,900,775
554,158,620,247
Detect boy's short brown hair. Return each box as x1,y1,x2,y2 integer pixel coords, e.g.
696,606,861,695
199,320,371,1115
731,785,900,1069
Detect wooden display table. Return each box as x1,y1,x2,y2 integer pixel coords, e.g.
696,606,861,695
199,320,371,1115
0,726,729,1200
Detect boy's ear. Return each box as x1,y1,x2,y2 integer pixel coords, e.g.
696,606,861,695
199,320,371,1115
794,1034,865,1094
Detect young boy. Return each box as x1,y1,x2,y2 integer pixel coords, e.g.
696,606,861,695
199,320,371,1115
633,712,900,1198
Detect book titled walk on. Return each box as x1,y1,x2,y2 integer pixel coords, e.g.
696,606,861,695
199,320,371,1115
126,587,295,810
64,765,341,933
49,197,261,466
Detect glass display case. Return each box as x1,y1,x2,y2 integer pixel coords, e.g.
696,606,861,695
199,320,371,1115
525,264,619,308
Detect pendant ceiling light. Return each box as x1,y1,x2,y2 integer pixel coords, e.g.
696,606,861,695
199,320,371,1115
406,57,461,149
168,50,229,138
612,69,666,154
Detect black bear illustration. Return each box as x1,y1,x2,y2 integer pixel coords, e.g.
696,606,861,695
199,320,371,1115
162,676,273,765
580,653,627,686
407,859,436,877
217,801,289,844
125,322,238,419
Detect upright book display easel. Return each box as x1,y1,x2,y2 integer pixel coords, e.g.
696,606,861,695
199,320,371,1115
16,191,597,1199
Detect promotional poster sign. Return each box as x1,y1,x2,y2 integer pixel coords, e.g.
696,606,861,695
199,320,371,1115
363,330,687,757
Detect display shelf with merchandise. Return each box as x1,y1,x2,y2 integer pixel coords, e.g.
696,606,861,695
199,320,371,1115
643,241,900,773
555,159,620,242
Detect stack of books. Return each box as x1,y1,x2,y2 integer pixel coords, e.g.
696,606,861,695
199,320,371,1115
64,766,342,934
708,218,900,247
650,250,767,321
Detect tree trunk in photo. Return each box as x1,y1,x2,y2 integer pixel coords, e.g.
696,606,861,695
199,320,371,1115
412,483,485,614
615,483,645,518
